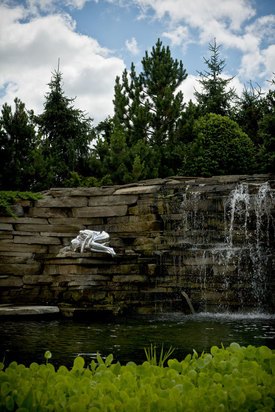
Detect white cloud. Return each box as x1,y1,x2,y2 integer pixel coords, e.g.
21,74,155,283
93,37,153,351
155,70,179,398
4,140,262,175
26,0,89,14
125,37,140,55
179,74,199,103
136,0,255,30
163,26,189,48
263,45,275,81
65,0,89,8
0,3,125,124
135,0,275,87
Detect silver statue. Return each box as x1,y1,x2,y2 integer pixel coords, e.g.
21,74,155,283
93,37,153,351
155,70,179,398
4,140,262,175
71,229,116,256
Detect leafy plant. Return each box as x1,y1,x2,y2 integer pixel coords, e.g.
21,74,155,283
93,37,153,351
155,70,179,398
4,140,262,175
0,345,274,411
144,344,175,367
0,191,42,217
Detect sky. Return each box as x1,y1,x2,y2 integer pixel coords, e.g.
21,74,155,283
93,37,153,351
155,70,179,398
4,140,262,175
0,0,275,125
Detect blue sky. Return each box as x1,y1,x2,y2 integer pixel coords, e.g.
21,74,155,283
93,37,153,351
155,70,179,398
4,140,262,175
0,0,274,124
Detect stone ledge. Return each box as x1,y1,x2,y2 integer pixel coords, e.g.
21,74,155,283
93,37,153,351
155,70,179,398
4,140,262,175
0,305,60,316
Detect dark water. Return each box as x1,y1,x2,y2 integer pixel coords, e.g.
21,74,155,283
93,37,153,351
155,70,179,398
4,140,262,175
0,312,274,368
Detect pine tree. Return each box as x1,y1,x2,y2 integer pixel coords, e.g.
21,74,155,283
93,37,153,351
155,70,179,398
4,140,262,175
195,39,236,116
258,75,275,172
234,82,264,145
36,70,94,188
0,98,37,190
111,39,188,178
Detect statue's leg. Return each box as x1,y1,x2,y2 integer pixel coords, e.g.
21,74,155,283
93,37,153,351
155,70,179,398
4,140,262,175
80,236,89,253
89,240,115,256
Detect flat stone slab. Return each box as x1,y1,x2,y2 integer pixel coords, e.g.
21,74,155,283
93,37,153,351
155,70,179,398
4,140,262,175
0,305,60,316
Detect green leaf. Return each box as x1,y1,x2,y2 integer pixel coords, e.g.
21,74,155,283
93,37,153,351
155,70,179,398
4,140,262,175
105,354,114,367
44,351,52,361
72,356,85,371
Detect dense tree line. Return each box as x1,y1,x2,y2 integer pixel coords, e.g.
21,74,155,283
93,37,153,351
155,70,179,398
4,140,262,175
0,39,274,191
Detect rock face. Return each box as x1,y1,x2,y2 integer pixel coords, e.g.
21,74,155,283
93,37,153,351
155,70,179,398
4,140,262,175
0,175,274,315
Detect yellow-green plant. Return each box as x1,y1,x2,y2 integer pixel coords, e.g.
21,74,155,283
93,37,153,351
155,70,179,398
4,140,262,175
0,343,274,411
144,344,175,367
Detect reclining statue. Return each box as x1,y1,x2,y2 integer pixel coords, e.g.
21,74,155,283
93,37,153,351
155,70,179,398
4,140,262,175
71,229,116,256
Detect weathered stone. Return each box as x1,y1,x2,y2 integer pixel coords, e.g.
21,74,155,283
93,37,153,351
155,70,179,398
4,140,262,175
14,236,60,245
23,275,53,285
48,217,103,225
88,195,138,206
0,251,33,258
10,204,25,217
0,217,48,224
14,223,85,233
0,243,48,253
0,223,13,231
28,208,72,218
0,276,23,287
35,197,88,208
105,220,159,234
0,234,13,240
0,262,41,276
112,275,148,283
42,232,79,238
114,185,160,195
0,255,32,264
0,174,274,314
73,205,128,218
0,306,59,316
46,186,117,197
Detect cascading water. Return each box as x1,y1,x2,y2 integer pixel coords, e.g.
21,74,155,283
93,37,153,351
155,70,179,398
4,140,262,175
225,182,250,247
223,182,274,307
169,179,274,312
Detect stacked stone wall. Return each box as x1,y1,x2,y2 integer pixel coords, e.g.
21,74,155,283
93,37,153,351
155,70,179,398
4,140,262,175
0,174,274,315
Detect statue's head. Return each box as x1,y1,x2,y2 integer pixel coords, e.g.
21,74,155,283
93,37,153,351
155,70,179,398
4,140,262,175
71,238,81,251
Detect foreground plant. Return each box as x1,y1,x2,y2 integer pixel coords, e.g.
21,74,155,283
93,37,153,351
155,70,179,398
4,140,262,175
0,343,274,411
144,344,175,367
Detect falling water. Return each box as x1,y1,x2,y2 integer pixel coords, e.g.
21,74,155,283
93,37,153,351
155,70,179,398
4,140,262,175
170,180,274,312
222,182,273,307
224,183,250,247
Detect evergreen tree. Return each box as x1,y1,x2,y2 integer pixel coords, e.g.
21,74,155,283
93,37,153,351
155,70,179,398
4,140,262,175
110,39,188,178
36,70,94,188
0,98,37,190
257,75,275,172
92,118,158,185
195,39,236,116
234,82,264,145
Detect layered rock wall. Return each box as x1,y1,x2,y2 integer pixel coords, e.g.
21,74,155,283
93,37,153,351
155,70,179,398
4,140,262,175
0,175,274,315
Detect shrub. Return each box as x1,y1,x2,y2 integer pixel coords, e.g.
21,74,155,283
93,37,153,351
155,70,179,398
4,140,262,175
0,343,274,411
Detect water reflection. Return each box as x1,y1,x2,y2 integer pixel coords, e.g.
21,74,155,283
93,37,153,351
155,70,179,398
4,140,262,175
1,312,274,367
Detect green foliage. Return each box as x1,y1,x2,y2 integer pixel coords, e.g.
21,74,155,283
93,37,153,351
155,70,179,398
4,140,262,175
181,113,256,176
195,39,236,116
0,344,274,411
144,344,175,367
93,123,159,185
1,44,275,189
0,191,42,217
233,82,265,145
63,172,101,188
257,80,275,173
0,98,38,190
100,39,188,181
35,70,94,189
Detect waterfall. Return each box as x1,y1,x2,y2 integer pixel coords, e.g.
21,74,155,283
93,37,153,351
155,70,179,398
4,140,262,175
170,180,274,312
225,182,250,247
221,182,273,308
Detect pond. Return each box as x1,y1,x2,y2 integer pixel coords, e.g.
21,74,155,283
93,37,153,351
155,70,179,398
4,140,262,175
1,312,275,368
